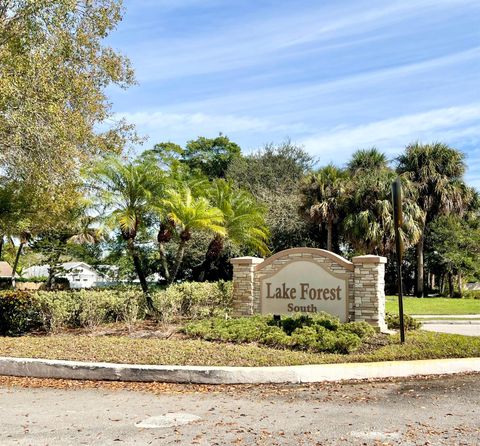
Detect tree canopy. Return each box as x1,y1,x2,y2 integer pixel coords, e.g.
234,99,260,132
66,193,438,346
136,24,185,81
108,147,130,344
0,0,134,192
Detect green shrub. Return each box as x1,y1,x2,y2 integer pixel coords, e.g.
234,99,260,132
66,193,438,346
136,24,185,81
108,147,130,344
152,281,232,321
35,291,79,332
0,290,42,336
386,312,420,330
463,290,480,299
185,313,367,354
339,321,376,339
16,276,47,283
332,331,362,353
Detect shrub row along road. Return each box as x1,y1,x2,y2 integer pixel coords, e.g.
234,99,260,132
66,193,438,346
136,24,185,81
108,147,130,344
0,374,478,445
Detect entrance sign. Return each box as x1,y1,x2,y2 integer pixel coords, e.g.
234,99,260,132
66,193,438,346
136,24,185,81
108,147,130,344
260,259,348,321
231,248,387,331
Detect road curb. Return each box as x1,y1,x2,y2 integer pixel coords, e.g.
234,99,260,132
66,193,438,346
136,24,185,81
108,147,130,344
1,356,479,384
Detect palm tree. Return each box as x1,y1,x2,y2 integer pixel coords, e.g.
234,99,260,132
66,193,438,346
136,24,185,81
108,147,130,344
347,147,389,173
162,186,225,283
299,165,346,252
90,155,164,311
343,170,423,255
397,142,470,297
195,179,269,281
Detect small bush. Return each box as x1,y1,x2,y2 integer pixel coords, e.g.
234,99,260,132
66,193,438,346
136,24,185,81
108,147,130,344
0,291,42,336
339,321,376,339
152,281,232,321
16,276,47,283
185,313,368,354
386,312,420,330
463,290,480,299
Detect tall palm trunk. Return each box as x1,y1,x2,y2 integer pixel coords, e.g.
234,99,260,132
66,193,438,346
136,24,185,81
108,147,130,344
170,240,187,284
157,219,174,283
196,234,224,282
158,243,170,282
415,231,425,297
11,241,25,282
327,218,333,252
126,238,154,312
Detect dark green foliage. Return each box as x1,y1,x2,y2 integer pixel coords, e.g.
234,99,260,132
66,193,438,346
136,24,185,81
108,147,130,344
339,321,376,338
463,290,480,299
15,276,47,283
184,313,373,354
0,291,42,336
182,135,241,179
227,141,316,253
385,312,420,330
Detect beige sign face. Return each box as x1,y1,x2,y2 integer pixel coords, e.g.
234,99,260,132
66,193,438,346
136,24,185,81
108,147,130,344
260,260,348,321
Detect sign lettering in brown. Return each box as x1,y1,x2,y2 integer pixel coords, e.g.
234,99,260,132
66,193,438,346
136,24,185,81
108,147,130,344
260,260,348,321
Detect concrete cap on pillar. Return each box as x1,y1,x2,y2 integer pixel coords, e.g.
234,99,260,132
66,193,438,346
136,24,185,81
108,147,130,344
352,255,387,264
230,256,264,265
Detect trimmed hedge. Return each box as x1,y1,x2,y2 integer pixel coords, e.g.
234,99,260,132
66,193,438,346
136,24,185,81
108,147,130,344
0,281,233,335
184,313,376,354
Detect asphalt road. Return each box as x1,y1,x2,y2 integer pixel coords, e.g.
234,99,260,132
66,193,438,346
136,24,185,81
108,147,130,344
1,374,479,445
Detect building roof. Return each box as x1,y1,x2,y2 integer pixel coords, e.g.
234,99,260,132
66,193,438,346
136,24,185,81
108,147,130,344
22,262,105,279
0,261,13,277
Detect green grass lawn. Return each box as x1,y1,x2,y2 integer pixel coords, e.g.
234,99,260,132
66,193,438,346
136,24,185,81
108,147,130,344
0,331,478,366
386,296,480,315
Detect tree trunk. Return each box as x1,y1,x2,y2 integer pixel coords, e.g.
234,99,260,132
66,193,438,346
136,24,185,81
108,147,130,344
196,234,225,282
415,232,425,297
327,218,333,252
448,271,454,298
0,236,4,260
158,243,170,283
457,272,463,298
439,273,445,295
170,240,187,284
127,239,154,312
11,241,24,283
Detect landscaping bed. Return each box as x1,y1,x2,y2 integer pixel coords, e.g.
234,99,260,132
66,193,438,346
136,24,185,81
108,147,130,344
0,331,478,366
1,285,479,368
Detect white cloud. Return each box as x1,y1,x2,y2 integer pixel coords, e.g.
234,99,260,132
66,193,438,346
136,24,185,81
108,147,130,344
300,104,480,162
115,110,307,143
128,0,480,82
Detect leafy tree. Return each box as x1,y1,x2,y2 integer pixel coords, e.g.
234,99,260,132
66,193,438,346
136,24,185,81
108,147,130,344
194,179,269,281
0,0,135,204
182,135,241,179
299,165,347,252
89,155,164,310
227,141,315,252
227,140,313,193
427,215,480,297
397,142,471,296
162,186,225,283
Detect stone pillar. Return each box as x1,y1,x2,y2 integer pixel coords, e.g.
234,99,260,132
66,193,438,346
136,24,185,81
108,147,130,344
352,255,387,331
230,256,264,316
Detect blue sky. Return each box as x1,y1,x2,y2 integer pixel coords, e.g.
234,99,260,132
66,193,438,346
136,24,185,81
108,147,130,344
107,0,480,188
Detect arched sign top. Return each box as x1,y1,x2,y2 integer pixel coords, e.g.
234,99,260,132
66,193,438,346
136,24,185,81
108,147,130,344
256,247,354,272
